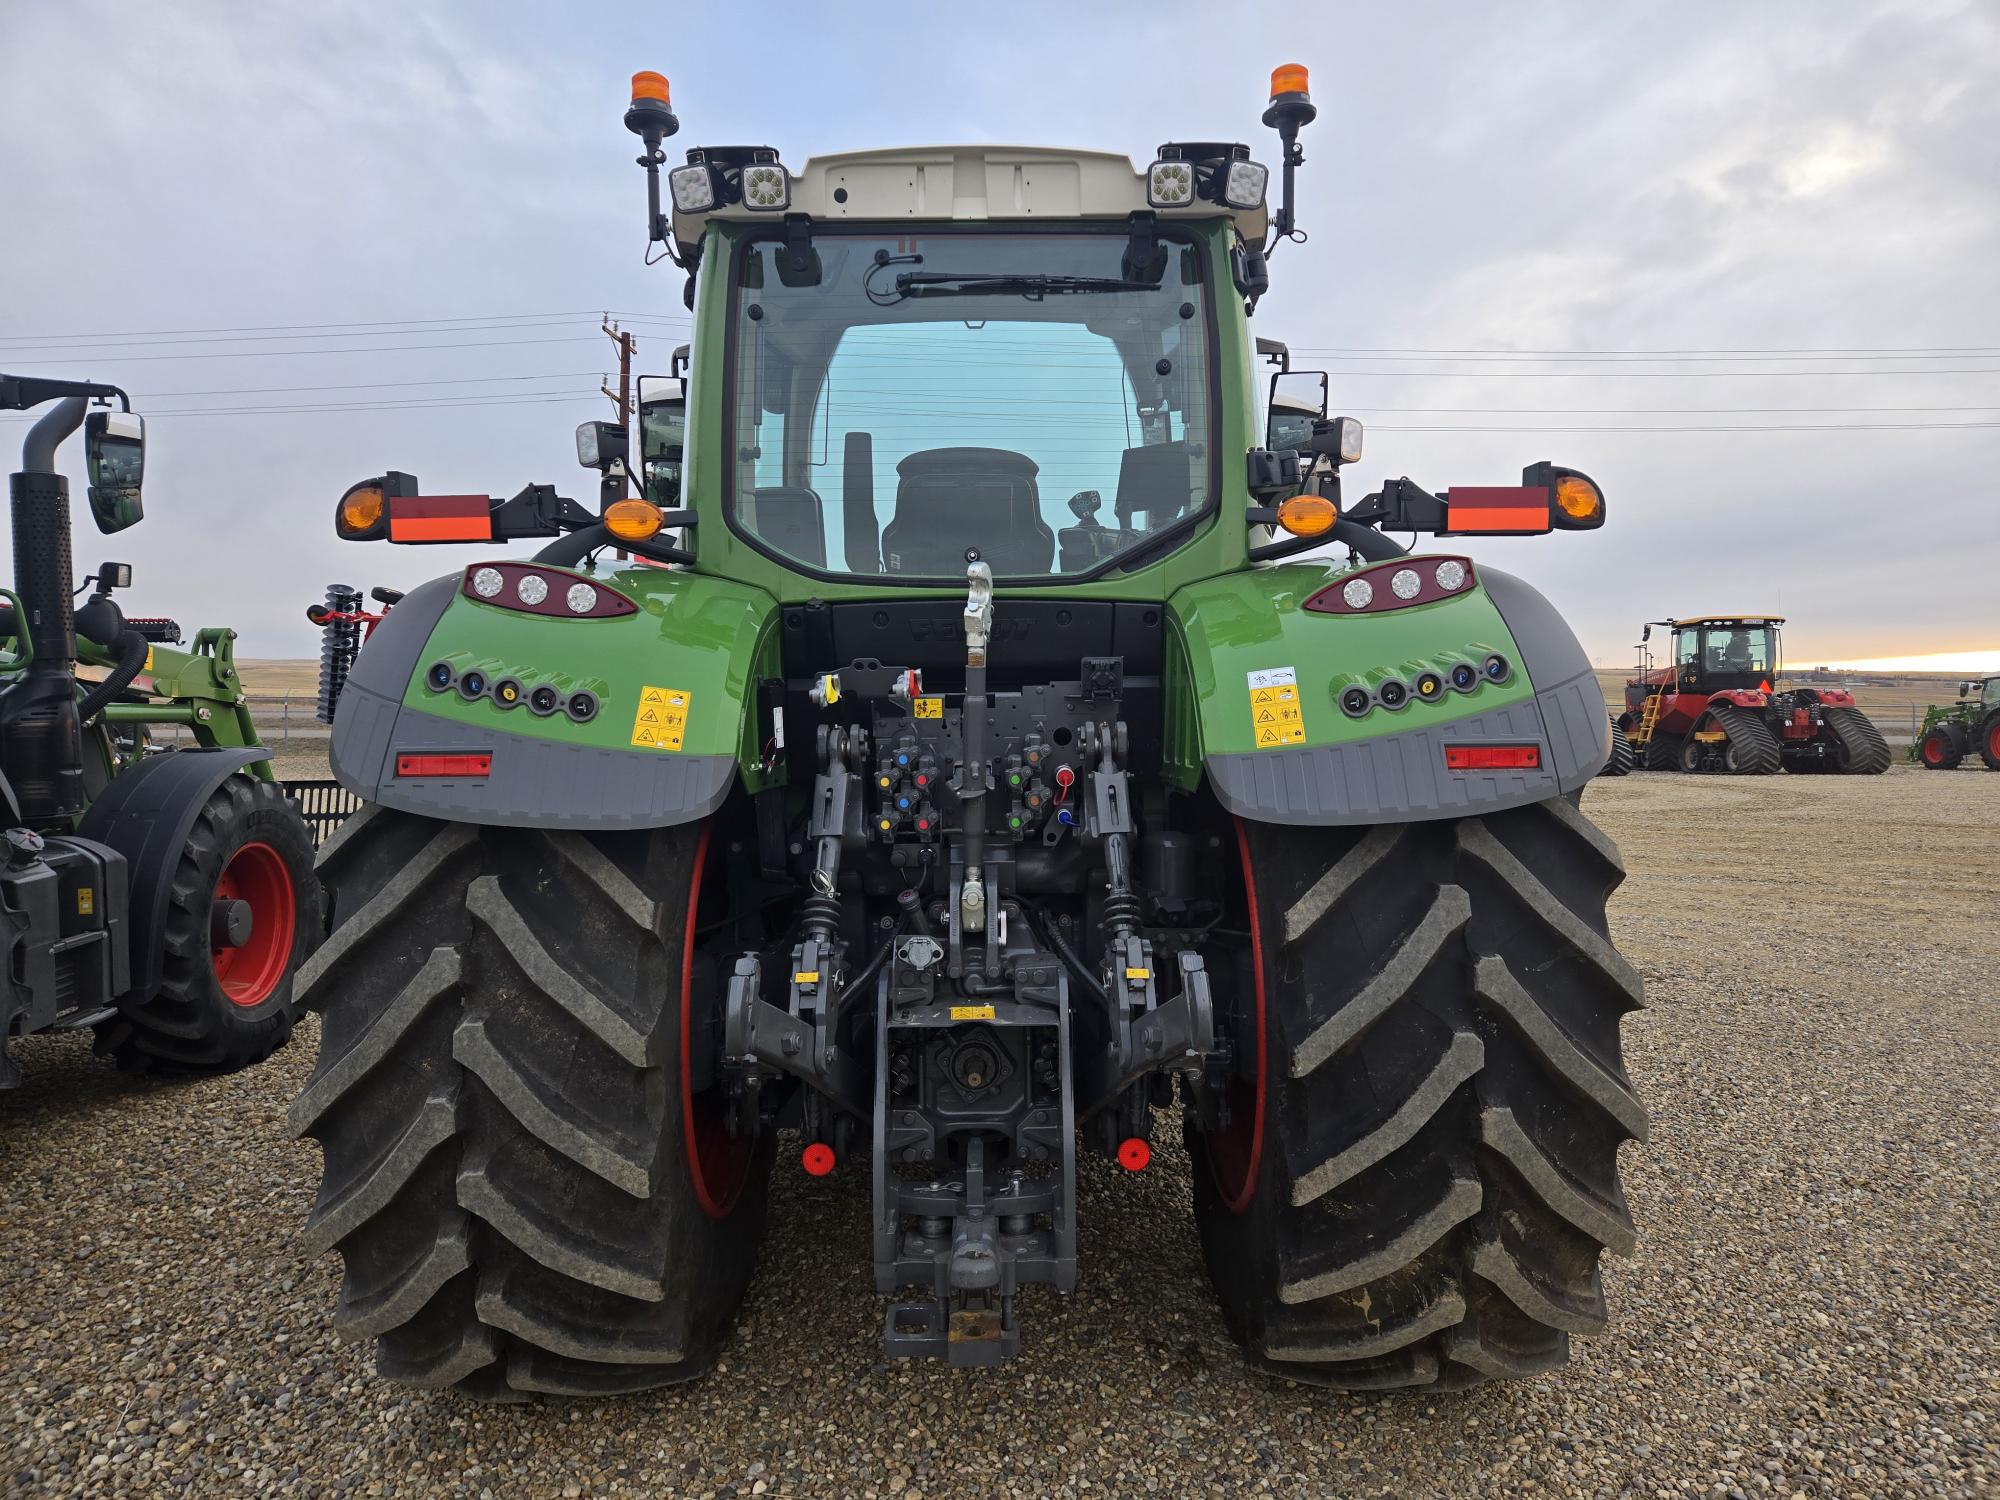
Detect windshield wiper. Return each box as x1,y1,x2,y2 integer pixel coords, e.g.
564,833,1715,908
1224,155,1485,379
889,271,1158,302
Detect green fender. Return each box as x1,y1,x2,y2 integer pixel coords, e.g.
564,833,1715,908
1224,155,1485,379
328,562,781,830
1166,555,1608,824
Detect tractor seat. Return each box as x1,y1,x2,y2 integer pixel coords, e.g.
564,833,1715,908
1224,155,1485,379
880,448,1053,575
743,485,827,567
1113,440,1196,532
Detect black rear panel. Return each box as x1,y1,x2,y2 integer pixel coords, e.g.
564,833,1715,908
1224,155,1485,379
778,599,1166,772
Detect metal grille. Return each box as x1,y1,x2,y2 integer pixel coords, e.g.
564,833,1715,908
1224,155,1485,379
283,778,362,846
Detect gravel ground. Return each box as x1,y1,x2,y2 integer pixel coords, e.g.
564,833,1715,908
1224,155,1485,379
3,763,1994,1497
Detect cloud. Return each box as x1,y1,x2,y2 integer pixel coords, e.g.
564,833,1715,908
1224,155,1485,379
2,0,1994,665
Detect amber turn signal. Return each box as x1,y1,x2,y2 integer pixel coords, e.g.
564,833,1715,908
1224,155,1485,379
1553,474,1603,525
1274,493,1338,538
336,481,386,540
604,498,665,542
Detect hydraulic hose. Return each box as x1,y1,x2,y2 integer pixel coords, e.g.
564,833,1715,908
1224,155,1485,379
1332,518,1409,562
75,628,148,723
1039,912,1109,1008
533,523,609,567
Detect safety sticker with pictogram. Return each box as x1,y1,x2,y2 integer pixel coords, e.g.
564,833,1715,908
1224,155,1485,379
1247,666,1306,749
913,696,944,720
630,685,692,751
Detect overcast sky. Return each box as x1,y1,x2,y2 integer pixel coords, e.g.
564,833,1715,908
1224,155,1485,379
3,0,1995,668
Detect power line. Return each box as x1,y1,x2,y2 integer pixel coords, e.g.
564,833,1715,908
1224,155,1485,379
1297,351,2000,365
0,310,687,343
1345,404,2000,414
125,371,610,399
1371,421,2000,433
1288,343,2000,358
0,318,624,352
0,335,609,364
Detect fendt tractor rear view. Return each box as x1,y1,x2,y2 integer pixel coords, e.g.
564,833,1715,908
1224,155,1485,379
293,65,1648,1400
0,376,318,1089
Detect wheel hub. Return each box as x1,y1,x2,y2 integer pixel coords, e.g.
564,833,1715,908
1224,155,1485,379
211,841,296,1008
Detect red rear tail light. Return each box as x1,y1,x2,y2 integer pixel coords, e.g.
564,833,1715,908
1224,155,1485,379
1444,744,1540,771
387,495,493,544
1441,487,1552,534
396,752,492,778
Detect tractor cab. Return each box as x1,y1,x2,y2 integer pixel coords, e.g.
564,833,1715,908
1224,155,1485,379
1667,616,1781,696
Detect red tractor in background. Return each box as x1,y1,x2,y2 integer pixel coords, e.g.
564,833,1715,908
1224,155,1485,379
1619,615,1891,775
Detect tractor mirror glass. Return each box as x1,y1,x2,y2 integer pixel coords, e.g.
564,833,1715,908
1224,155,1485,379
83,410,144,533
1267,370,1328,452
636,376,686,507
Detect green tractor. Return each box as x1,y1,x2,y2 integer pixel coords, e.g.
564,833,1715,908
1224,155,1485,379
1913,675,2000,770
293,64,1646,1399
1,376,318,1088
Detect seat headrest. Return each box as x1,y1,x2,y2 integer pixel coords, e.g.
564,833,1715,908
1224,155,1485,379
1114,441,1192,528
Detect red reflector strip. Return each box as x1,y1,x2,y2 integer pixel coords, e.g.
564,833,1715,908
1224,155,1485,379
1444,486,1551,534
388,495,492,543
1444,744,1541,771
395,752,492,778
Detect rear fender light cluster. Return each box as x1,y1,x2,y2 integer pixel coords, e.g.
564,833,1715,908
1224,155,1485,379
1335,647,1512,718
425,659,600,723
462,562,637,619
1303,556,1476,615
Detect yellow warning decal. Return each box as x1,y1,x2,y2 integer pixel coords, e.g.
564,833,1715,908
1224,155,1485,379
143,646,155,673
950,1004,996,1021
1247,666,1306,749
793,971,820,985
1124,967,1151,981
77,887,95,916
630,685,691,751
913,696,944,720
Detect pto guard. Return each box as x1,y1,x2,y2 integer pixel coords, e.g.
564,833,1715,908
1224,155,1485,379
1174,559,1609,826
327,569,778,831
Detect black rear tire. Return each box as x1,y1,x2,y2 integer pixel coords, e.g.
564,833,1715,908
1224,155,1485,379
1188,799,1646,1389
1823,706,1891,775
291,806,773,1400
94,773,319,1076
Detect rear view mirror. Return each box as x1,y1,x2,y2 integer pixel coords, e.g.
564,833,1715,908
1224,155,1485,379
1266,370,1328,454
636,376,687,507
84,409,144,533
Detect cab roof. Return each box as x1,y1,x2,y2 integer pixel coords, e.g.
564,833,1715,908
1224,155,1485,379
669,144,1269,247
1669,615,1785,628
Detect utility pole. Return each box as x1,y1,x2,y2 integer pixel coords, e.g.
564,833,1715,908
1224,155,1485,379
601,316,636,499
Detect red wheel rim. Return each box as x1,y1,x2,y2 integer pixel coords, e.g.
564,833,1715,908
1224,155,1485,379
1989,723,2000,762
1204,818,1267,1214
1923,734,1946,766
211,842,297,1007
680,824,754,1219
